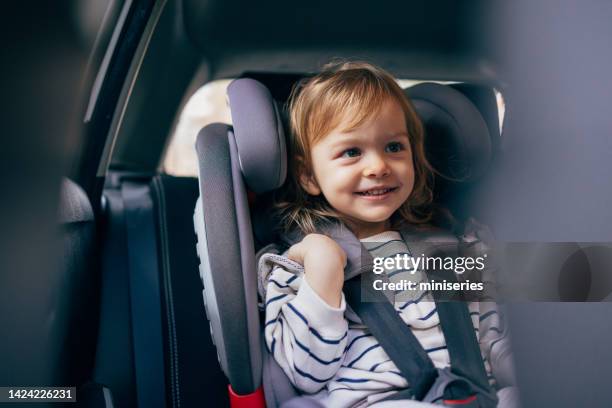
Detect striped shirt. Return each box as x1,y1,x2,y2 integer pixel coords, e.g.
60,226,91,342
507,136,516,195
259,231,511,407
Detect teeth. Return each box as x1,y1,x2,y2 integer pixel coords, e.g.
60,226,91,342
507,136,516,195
363,188,391,196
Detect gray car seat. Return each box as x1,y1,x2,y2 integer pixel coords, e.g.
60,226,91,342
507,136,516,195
193,77,497,407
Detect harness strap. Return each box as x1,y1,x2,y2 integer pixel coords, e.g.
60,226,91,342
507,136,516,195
344,270,438,401
285,222,498,406
399,230,497,405
436,291,492,395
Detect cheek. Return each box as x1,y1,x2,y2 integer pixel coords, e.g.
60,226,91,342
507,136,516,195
405,173,415,195
308,146,329,176
320,169,356,194
400,161,416,193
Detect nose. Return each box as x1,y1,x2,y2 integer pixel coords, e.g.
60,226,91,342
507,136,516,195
363,152,390,178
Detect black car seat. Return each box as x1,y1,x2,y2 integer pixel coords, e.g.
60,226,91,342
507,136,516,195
87,174,228,408
57,178,99,386
193,77,498,407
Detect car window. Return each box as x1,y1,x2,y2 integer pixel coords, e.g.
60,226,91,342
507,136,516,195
495,88,505,132
163,80,233,177
163,79,505,177
397,80,506,133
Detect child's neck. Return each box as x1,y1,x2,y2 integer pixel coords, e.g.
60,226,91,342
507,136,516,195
346,219,392,239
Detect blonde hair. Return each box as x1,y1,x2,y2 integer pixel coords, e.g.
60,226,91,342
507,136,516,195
275,60,434,235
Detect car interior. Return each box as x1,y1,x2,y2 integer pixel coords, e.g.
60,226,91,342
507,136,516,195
13,1,612,408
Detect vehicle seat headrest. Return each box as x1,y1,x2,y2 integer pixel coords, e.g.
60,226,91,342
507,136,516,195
227,79,492,195
405,83,492,185
227,78,287,193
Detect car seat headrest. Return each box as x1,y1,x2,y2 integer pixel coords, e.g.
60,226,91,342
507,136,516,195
405,83,492,185
227,78,287,193
227,78,492,196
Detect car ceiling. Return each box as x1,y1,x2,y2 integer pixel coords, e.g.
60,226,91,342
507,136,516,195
109,0,499,173
183,0,497,80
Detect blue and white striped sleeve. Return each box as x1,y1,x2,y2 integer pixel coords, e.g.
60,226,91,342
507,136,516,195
477,302,516,389
264,265,349,393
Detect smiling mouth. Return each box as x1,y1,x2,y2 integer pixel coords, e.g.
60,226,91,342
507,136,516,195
355,187,398,196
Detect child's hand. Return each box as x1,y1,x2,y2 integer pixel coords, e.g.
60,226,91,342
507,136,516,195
287,234,346,308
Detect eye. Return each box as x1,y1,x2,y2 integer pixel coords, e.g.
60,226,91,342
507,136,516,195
385,141,404,153
341,147,361,158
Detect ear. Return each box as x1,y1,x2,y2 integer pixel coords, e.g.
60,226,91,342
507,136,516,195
298,169,321,196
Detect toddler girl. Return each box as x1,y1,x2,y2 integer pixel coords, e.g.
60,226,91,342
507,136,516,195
258,61,517,408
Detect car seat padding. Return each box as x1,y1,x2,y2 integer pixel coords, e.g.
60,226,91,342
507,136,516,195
194,123,262,394
227,78,287,193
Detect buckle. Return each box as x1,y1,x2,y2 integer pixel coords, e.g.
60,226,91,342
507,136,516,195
443,394,477,405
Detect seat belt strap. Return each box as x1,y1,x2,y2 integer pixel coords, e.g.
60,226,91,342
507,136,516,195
431,275,494,398
344,271,438,400
122,181,167,408
399,230,496,402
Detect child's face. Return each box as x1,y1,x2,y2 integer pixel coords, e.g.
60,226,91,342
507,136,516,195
301,98,415,238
